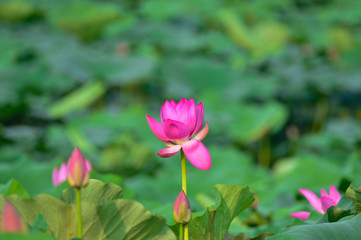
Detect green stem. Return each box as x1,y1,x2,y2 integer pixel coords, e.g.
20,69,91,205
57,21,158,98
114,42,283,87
180,150,189,240
179,223,184,240
76,188,82,239
181,150,187,195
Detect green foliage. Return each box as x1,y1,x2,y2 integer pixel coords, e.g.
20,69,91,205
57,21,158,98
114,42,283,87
188,184,255,240
267,214,361,240
1,0,361,238
1,179,175,240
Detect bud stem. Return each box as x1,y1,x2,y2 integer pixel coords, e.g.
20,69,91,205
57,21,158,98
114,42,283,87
180,150,189,240
76,188,82,238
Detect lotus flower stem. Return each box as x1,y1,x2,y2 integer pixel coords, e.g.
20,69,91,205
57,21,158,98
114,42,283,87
181,150,187,195
76,188,82,238
180,150,189,240
179,223,184,240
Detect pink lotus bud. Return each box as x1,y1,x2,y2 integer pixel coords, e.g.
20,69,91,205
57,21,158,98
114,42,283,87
52,163,67,187
0,201,28,233
67,147,91,188
173,190,191,224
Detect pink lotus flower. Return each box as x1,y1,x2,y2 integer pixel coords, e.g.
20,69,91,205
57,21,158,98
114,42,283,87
52,163,67,187
0,201,28,233
52,150,92,187
67,147,91,188
146,98,211,170
173,190,192,224
290,185,341,221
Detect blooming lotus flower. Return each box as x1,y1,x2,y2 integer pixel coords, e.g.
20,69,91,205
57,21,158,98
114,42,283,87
146,98,211,170
0,201,28,233
173,190,192,224
67,147,91,188
52,163,67,187
290,185,341,221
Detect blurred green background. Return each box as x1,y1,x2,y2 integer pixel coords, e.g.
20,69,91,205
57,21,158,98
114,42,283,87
1,0,361,236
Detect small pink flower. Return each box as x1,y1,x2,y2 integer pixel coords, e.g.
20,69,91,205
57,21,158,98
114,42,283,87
146,98,211,170
0,201,28,233
52,153,92,187
290,185,341,221
173,190,192,224
67,147,91,188
52,163,67,187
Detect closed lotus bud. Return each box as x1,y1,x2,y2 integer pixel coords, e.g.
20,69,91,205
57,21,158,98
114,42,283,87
173,190,192,224
0,201,28,233
67,147,91,188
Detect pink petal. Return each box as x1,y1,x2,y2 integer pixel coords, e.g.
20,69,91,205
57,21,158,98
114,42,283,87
192,102,204,135
182,139,211,170
194,122,209,141
67,147,89,188
161,100,179,123
58,163,68,182
52,167,59,186
146,114,169,141
299,189,323,214
178,98,196,134
320,196,337,213
329,185,341,203
85,160,92,171
157,145,182,158
321,189,329,198
163,119,190,140
290,211,311,221
1,202,25,233
170,100,177,108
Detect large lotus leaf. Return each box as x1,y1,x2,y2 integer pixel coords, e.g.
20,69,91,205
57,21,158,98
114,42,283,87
0,178,30,199
0,0,34,22
48,80,106,118
188,184,255,240
227,102,288,143
267,214,361,240
0,233,56,240
48,1,120,40
0,157,54,197
61,179,123,205
1,194,175,239
273,156,343,193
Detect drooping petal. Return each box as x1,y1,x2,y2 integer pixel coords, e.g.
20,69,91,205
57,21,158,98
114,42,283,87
161,100,179,123
329,185,341,203
178,99,196,134
192,102,204,135
146,114,169,141
157,145,182,158
194,122,209,141
163,119,190,140
182,139,211,170
299,189,323,214
320,196,337,213
290,211,311,221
